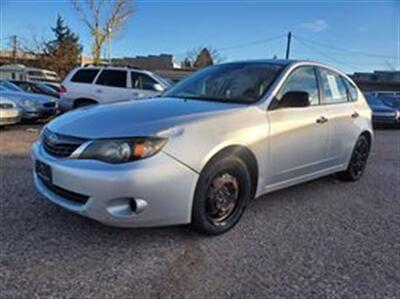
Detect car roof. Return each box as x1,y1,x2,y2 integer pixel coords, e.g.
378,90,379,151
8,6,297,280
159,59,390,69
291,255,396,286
221,59,298,66
220,59,337,68
78,66,153,74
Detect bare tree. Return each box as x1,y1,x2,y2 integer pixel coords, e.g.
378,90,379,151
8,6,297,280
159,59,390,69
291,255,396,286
71,0,134,65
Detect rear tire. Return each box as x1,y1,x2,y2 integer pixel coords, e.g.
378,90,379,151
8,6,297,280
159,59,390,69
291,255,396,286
337,135,370,182
192,155,252,235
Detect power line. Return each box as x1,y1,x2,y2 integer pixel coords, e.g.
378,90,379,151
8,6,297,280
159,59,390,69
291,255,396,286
173,34,285,58
218,34,285,51
293,35,361,71
295,34,396,59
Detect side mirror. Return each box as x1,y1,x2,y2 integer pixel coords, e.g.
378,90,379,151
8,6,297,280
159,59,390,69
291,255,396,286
153,83,164,92
279,91,310,108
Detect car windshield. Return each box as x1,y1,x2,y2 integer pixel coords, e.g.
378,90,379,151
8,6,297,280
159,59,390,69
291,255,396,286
0,80,23,92
36,82,58,94
152,73,174,87
164,62,284,104
365,95,383,106
381,96,400,108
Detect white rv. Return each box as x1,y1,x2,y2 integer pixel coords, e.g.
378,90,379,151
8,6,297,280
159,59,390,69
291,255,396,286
0,65,60,83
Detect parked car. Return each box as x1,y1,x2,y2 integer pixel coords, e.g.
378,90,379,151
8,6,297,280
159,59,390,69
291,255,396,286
380,95,400,110
41,82,61,93
0,79,24,92
365,91,400,98
0,98,22,126
365,94,400,126
59,66,172,111
32,60,372,235
9,80,59,98
0,85,58,120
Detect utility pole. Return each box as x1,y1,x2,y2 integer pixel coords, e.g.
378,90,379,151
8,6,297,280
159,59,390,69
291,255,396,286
285,31,292,60
12,35,17,63
107,26,112,65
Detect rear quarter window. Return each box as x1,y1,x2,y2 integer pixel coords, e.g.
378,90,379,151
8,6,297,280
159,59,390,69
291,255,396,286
342,78,358,102
71,69,100,83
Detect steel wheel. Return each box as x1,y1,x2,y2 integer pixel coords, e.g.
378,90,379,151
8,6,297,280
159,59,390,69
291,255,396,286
206,173,240,224
192,155,252,235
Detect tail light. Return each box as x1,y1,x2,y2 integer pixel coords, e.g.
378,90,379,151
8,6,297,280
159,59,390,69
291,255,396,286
60,85,67,93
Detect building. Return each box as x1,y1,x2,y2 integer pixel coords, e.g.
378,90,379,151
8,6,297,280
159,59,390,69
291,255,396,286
350,70,400,91
112,54,174,71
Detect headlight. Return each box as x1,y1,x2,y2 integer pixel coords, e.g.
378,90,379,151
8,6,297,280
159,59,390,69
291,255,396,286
22,99,35,108
78,137,167,164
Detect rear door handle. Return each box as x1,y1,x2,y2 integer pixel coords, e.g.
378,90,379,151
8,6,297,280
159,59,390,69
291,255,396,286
316,116,328,124
96,89,103,93
351,111,359,118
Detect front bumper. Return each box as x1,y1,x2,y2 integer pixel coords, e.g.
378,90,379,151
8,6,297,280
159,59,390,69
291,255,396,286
0,108,22,125
59,96,74,112
31,141,199,227
22,107,57,120
372,114,400,125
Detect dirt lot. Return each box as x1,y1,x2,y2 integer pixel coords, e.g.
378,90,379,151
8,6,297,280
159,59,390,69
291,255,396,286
1,124,399,298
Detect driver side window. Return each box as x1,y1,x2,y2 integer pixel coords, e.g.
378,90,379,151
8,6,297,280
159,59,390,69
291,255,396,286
131,72,158,91
277,66,320,106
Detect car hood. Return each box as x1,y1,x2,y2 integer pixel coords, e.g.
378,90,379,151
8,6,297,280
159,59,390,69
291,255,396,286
48,97,245,139
369,103,395,113
0,90,56,103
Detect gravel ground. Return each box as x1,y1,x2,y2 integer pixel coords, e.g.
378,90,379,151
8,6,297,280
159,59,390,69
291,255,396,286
1,124,399,298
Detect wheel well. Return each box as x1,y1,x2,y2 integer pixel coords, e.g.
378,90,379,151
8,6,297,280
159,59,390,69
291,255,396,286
360,131,372,146
74,98,97,108
209,146,259,199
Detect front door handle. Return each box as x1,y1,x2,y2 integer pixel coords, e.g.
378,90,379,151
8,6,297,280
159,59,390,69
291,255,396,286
96,89,103,93
351,111,359,118
316,116,328,124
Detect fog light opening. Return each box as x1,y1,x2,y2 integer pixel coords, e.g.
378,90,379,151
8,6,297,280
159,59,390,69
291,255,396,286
129,198,137,212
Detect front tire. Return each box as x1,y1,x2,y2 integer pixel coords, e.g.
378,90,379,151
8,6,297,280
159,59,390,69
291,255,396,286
192,155,252,235
338,135,370,181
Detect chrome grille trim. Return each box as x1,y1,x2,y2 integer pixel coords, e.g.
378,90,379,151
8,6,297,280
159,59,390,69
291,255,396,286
42,129,87,158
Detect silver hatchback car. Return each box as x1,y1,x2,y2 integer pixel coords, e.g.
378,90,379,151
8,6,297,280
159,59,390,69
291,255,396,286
32,60,373,234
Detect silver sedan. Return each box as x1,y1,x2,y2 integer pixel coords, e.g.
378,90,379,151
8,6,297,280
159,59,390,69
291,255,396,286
0,99,22,126
31,60,373,234
0,85,58,120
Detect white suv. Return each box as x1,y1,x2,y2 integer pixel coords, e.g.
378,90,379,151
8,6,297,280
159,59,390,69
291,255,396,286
59,67,172,111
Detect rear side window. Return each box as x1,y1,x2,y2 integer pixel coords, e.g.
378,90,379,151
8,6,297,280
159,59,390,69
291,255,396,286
96,70,127,88
318,68,348,104
131,72,158,91
71,69,99,83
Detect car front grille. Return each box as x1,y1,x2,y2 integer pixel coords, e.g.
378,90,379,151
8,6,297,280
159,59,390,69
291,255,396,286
38,176,89,204
43,129,87,158
43,102,56,108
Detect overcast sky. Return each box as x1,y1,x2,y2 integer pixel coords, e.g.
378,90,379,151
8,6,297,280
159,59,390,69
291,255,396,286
1,0,398,73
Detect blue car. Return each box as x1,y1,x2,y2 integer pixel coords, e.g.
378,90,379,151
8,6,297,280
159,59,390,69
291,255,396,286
365,94,400,127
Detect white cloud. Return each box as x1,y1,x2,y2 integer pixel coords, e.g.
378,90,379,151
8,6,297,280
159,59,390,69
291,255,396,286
357,26,368,32
301,19,328,33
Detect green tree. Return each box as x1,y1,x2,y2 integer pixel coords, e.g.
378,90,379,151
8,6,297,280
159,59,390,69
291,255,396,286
45,15,82,78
